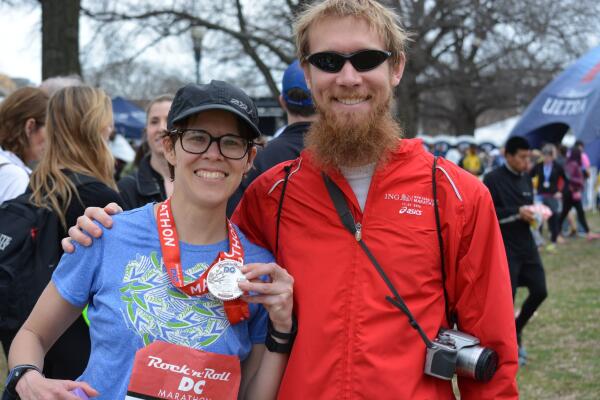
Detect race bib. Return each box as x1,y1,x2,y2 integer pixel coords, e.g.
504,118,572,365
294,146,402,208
126,341,241,400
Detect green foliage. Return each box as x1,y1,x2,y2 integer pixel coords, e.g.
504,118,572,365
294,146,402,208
514,213,600,399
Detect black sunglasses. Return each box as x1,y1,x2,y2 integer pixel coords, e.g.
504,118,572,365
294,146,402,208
307,49,392,73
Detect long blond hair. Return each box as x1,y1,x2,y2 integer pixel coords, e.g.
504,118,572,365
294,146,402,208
29,86,117,228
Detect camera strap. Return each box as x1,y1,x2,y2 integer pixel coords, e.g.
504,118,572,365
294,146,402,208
432,157,457,328
321,172,434,348
273,155,456,344
320,156,457,347
275,164,293,257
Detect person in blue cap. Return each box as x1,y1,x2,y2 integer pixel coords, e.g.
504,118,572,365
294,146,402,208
226,60,317,215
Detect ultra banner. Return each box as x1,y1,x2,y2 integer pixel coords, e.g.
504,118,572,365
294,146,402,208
126,341,241,400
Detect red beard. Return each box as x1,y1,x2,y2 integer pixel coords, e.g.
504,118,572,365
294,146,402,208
305,95,403,169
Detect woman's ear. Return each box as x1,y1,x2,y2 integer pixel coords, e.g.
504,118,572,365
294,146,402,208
163,136,177,166
245,146,257,173
24,118,37,137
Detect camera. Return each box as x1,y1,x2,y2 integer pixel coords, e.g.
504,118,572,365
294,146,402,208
424,329,498,382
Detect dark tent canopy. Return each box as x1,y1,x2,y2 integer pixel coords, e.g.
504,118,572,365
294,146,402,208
510,45,600,166
112,96,146,140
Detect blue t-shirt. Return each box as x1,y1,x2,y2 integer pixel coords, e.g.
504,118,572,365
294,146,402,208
52,203,273,399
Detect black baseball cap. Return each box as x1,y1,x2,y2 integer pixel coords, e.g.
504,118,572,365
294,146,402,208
167,80,261,139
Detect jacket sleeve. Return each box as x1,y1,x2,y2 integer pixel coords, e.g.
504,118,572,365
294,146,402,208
453,184,519,399
482,173,520,222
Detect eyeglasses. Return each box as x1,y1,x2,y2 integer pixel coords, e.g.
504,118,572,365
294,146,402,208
307,49,392,73
171,129,253,160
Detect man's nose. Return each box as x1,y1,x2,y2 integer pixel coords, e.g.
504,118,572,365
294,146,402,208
335,61,362,86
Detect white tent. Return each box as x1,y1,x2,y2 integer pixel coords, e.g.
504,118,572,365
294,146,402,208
475,116,577,148
474,116,520,147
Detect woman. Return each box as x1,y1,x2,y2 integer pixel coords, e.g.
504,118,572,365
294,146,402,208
118,94,174,209
0,87,49,203
558,147,600,241
530,144,567,249
7,81,293,400
4,86,123,382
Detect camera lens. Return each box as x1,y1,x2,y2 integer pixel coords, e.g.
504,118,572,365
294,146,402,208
474,348,498,382
456,346,498,381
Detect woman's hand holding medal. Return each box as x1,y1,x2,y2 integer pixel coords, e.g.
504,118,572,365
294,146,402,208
238,263,294,333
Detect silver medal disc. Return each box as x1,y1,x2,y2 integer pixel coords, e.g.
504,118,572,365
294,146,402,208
207,260,246,301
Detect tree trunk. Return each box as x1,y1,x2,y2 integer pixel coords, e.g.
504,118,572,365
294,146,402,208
451,101,477,136
41,0,81,80
395,69,419,138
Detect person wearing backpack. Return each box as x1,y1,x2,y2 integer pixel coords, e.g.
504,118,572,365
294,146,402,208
0,87,49,204
0,86,122,384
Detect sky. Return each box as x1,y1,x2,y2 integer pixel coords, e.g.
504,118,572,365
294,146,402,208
0,4,197,87
0,6,42,84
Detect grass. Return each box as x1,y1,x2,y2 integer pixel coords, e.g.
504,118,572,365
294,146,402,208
1,214,600,398
515,212,600,400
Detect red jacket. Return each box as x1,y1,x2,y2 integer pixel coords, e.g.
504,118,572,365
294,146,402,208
233,139,518,399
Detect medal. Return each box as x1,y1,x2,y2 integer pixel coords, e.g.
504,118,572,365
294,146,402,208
156,198,249,324
207,260,246,301
543,181,550,188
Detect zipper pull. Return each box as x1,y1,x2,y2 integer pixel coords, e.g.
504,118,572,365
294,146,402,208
355,223,362,241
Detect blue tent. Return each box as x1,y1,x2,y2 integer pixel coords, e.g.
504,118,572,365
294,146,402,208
112,96,146,140
510,45,600,166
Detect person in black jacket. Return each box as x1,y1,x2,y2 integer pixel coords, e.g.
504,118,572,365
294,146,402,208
529,143,567,249
118,94,174,209
483,136,547,367
227,60,317,215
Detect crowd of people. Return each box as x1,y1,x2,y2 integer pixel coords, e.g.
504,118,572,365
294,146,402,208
0,0,596,399
432,140,600,247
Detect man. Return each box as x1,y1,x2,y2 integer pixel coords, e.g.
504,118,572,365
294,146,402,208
483,136,548,367
529,143,567,250
234,1,517,398
226,59,317,215
63,0,518,398
459,143,484,176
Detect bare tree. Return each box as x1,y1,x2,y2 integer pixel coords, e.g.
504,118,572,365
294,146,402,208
40,0,81,79
4,0,599,135
85,61,188,99
0,0,82,80
390,0,600,135
81,0,599,136
80,0,302,96
0,0,572,137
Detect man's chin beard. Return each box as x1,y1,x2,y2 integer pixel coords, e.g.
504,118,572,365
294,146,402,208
305,99,403,169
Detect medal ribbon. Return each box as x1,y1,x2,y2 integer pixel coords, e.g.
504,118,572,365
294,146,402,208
543,163,552,188
156,198,249,324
